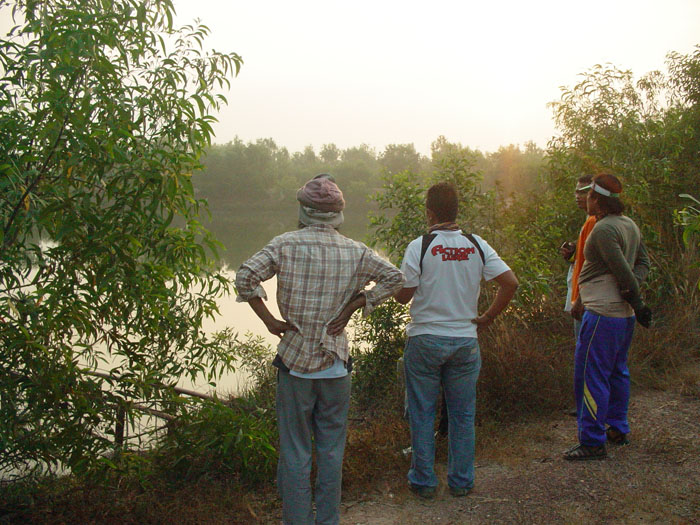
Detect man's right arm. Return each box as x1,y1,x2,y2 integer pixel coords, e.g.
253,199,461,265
248,297,296,338
560,241,576,262
394,286,417,304
570,295,584,320
235,242,294,336
394,239,420,305
235,244,277,302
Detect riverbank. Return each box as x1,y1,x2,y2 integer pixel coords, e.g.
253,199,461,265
3,376,698,524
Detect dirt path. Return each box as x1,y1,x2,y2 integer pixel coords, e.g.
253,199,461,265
339,388,700,524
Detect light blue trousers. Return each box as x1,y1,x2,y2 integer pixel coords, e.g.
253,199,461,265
404,335,481,490
276,370,351,525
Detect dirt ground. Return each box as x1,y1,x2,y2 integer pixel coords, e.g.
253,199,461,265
335,388,700,524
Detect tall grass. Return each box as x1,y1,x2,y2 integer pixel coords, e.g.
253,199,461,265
474,292,699,423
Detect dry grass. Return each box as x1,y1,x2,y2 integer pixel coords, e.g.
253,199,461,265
476,417,561,466
343,416,409,494
477,304,577,421
1,475,278,524
628,295,700,390
675,364,700,398
476,295,700,422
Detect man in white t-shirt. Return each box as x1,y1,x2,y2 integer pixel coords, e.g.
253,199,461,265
395,182,518,499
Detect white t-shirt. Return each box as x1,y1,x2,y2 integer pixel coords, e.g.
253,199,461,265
565,263,574,312
400,230,510,338
290,357,348,379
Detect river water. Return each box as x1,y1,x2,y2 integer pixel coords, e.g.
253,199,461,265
3,226,381,478
191,272,281,396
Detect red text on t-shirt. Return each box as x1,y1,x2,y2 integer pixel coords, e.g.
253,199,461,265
431,244,475,261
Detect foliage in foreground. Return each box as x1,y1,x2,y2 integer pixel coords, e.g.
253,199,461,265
0,0,242,479
156,397,277,486
149,330,280,486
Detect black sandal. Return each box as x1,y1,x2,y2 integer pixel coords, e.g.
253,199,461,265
606,427,630,445
564,443,607,461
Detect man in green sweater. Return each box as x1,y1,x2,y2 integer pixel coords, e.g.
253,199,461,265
565,173,651,461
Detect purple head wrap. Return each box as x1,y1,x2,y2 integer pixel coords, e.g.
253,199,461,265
296,174,345,212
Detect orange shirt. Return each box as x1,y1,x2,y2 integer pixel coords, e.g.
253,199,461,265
570,215,597,304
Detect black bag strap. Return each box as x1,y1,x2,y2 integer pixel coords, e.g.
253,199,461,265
464,233,485,265
418,233,437,273
418,232,485,274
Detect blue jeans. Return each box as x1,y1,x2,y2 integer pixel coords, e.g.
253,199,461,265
276,370,351,525
404,335,481,490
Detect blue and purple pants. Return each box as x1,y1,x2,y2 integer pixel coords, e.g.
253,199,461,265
574,310,636,446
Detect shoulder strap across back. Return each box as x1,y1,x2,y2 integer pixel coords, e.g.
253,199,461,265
418,232,484,273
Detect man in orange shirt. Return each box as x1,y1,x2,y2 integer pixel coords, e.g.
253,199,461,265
564,175,595,335
560,175,594,416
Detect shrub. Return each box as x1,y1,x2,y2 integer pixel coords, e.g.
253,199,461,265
0,0,242,478
156,398,277,486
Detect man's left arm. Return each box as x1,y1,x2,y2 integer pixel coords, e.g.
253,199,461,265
358,250,405,314
592,231,641,304
632,239,650,285
326,251,404,336
472,270,519,328
625,238,652,328
326,293,367,336
593,230,652,327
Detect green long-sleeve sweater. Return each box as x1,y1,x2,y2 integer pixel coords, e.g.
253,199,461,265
579,214,650,312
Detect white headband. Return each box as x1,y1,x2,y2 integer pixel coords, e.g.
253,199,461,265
591,181,620,198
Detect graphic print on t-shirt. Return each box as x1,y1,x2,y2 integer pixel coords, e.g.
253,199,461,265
430,244,476,261
403,230,511,338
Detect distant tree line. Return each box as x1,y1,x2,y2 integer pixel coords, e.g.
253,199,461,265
193,137,546,266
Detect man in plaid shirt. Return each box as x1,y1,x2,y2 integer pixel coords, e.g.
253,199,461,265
236,174,404,525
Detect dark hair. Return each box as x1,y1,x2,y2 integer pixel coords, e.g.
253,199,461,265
426,182,459,222
578,173,594,185
590,173,625,215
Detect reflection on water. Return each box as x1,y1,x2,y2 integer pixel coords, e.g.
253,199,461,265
205,213,372,269
191,272,281,396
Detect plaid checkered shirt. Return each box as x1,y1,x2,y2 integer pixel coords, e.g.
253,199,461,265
235,224,404,373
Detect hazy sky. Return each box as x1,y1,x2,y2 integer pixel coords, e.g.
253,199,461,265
1,2,697,156
174,0,699,156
